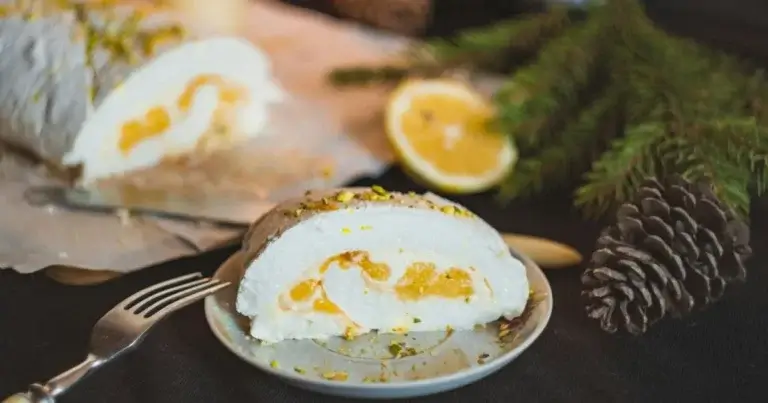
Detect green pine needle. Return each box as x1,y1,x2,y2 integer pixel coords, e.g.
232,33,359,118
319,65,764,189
574,122,666,218
499,85,623,200
328,66,412,87
422,5,570,66
493,9,608,151
328,6,571,87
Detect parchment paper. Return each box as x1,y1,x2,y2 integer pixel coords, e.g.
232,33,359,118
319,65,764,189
0,1,404,274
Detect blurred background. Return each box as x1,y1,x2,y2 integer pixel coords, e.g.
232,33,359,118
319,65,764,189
280,0,768,62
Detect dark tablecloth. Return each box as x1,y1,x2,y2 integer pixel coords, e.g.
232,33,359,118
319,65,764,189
2,1,768,402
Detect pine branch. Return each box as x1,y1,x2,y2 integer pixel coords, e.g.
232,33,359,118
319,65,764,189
420,5,570,66
667,136,753,218
498,84,623,199
328,6,571,87
576,0,767,219
700,118,768,161
744,69,768,124
492,6,608,151
574,122,667,218
323,0,768,222
613,0,753,121
628,45,748,122
696,118,768,209
328,65,413,87
575,115,768,219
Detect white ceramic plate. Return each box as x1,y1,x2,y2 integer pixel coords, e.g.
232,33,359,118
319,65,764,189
204,248,553,399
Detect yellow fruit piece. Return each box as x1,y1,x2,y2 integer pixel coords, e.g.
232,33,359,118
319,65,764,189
385,79,517,193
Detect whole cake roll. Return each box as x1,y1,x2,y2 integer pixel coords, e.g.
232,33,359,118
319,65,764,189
0,0,283,184
235,187,530,343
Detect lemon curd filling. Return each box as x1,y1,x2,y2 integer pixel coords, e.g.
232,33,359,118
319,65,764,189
176,74,245,112
279,250,478,319
117,73,247,155
394,262,474,301
118,106,171,155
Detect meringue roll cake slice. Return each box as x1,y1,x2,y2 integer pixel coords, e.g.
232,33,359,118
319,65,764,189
235,187,530,344
0,0,283,184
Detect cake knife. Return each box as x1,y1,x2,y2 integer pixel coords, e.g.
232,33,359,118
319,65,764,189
24,185,276,228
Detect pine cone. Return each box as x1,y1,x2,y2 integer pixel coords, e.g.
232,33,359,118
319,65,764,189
330,0,433,36
581,177,752,335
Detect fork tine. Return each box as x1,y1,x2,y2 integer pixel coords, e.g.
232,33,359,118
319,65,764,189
147,281,231,320
119,273,203,310
129,277,213,314
139,279,223,317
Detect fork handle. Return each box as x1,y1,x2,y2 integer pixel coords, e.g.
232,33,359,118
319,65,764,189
2,354,101,403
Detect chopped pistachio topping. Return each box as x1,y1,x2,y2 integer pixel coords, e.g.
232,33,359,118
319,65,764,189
282,187,476,220
321,371,349,381
18,0,189,102
388,341,417,358
342,326,357,340
335,190,355,203
371,185,387,195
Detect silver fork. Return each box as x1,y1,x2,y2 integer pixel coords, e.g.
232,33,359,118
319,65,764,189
2,273,230,403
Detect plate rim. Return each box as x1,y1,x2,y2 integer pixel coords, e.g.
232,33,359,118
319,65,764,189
204,247,553,390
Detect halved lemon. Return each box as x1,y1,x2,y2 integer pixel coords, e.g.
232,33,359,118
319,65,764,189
385,79,517,194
